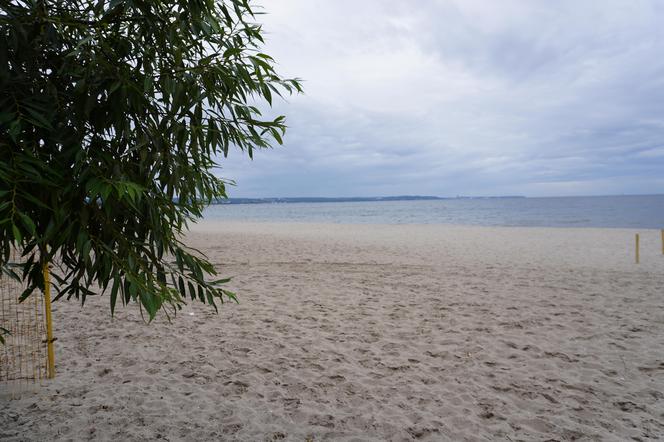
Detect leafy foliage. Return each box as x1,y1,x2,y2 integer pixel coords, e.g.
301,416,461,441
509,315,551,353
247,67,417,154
0,0,301,319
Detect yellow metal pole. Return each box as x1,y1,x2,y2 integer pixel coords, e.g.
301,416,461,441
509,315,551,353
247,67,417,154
635,233,640,264
661,229,664,255
43,262,55,379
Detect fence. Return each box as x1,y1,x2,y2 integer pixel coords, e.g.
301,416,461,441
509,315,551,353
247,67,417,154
0,250,53,387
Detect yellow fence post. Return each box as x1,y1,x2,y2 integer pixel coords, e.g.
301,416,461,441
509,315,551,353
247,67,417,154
635,234,640,264
43,262,55,378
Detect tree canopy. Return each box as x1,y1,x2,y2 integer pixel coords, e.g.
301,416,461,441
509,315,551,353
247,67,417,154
0,0,301,319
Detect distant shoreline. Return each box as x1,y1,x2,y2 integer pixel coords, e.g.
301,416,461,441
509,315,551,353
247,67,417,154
214,195,526,205
203,194,664,229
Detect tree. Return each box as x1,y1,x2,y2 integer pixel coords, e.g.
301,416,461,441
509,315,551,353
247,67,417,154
0,0,301,319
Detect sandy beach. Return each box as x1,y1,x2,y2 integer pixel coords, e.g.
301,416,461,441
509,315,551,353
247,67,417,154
2,222,664,441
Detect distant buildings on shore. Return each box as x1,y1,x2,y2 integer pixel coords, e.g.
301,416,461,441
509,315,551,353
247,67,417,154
213,195,526,205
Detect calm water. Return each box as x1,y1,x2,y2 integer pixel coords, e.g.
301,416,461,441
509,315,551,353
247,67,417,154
202,195,664,229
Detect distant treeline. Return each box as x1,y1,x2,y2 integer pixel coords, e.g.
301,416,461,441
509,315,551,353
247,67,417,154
212,196,526,205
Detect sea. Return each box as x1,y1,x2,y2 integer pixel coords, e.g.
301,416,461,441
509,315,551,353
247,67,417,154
202,195,664,229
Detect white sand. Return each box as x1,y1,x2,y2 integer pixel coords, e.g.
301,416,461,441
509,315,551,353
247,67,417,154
2,222,664,441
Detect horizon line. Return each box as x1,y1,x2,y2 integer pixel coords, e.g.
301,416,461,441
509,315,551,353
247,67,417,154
222,193,664,200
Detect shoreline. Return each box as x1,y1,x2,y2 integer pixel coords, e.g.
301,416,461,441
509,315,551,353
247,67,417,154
196,218,664,230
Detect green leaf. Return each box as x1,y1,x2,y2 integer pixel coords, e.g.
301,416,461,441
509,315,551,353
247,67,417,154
223,47,242,58
110,277,120,315
143,76,153,93
11,224,22,244
271,128,283,145
18,213,36,235
82,240,92,263
22,104,53,129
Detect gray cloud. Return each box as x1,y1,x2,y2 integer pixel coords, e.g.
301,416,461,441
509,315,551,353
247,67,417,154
218,0,664,197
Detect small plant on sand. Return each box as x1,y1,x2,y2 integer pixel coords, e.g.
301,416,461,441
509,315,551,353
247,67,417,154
0,0,301,318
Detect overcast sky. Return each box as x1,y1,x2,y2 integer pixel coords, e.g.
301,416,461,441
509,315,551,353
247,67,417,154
219,0,664,198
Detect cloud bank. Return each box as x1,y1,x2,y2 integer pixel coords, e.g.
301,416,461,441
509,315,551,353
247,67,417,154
218,0,664,197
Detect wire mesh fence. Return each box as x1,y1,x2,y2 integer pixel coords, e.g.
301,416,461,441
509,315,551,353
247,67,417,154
0,250,48,386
